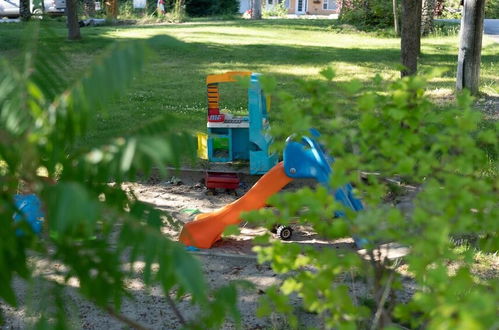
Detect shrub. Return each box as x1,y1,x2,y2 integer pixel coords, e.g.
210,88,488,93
435,0,462,19
436,0,498,20
263,2,288,18
185,0,239,17
339,0,395,30
485,0,499,18
245,69,499,329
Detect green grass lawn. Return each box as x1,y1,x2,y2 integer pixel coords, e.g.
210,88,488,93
1,19,498,147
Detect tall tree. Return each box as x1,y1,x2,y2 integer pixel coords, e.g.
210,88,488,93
66,0,81,40
400,0,423,76
19,0,31,21
421,0,436,35
456,0,486,95
251,0,262,19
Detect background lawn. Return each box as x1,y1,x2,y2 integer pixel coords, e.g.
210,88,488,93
1,19,498,147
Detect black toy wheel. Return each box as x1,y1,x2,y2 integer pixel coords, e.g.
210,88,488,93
276,225,293,240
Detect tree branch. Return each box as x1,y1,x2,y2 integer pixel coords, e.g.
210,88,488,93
370,270,395,330
166,293,186,325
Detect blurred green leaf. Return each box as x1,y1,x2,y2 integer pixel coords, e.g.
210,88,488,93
222,224,241,237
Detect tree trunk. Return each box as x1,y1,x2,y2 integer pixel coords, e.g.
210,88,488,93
392,0,399,36
401,0,423,77
251,0,262,19
19,0,31,21
66,0,81,40
456,0,485,95
106,0,118,20
421,0,436,35
84,0,96,17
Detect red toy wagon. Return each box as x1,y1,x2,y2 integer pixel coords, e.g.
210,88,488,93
205,171,240,190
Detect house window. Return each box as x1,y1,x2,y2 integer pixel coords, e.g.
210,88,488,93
323,0,337,10
277,0,289,8
268,0,273,4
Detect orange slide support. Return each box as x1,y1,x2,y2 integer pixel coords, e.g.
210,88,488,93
178,162,293,249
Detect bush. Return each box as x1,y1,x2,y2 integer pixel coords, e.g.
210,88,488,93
436,0,498,19
430,21,460,37
246,69,499,329
485,0,499,18
436,0,462,19
185,0,239,17
339,0,395,30
263,2,288,18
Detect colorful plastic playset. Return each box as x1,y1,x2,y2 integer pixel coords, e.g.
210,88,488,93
179,131,364,249
202,71,278,176
181,72,365,248
10,72,365,250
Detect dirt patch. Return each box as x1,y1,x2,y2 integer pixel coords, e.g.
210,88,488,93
3,171,497,329
2,175,339,329
474,94,499,120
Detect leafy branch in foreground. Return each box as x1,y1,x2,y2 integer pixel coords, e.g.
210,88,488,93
247,69,498,329
0,25,243,328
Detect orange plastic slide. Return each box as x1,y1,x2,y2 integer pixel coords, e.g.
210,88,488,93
178,162,293,249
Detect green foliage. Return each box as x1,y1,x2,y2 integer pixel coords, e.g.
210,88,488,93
118,0,135,18
247,69,499,328
485,0,499,18
339,0,395,30
0,24,241,328
436,0,462,19
429,21,461,37
184,0,239,17
170,0,187,22
263,3,289,18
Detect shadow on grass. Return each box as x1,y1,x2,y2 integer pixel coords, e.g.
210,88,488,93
2,20,496,148
121,18,340,32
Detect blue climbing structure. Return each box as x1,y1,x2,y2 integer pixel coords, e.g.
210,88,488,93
13,194,44,234
282,133,365,246
248,73,278,174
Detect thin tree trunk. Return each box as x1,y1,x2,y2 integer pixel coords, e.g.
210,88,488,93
421,0,436,35
19,0,30,21
106,0,118,20
456,0,485,95
251,0,262,19
66,0,81,40
393,0,399,36
401,0,423,77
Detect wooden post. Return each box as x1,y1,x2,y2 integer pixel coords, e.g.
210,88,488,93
401,0,423,77
456,0,486,95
